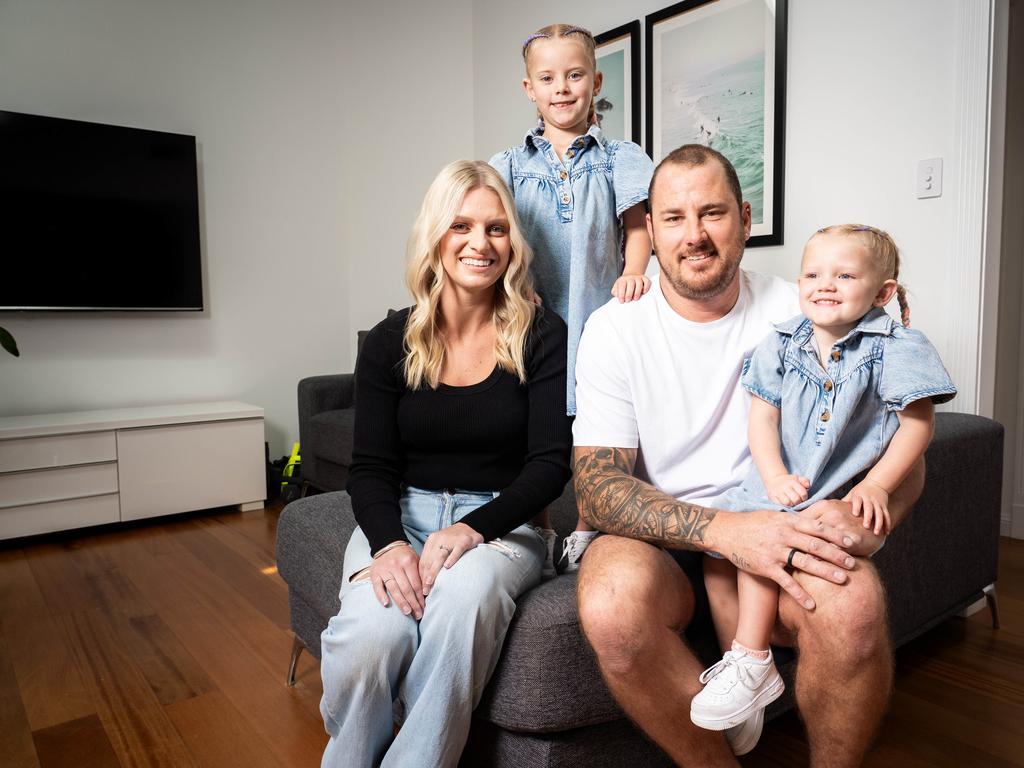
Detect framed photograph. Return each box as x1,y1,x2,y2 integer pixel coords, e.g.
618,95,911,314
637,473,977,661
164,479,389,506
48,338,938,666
646,0,787,246
595,21,641,145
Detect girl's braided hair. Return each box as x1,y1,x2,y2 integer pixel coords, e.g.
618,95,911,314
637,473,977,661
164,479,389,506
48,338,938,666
814,224,910,327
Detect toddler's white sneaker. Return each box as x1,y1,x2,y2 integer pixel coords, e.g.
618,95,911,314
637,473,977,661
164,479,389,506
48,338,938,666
689,649,784,731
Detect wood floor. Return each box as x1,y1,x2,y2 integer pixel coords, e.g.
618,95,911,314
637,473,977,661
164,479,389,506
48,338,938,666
0,504,1021,768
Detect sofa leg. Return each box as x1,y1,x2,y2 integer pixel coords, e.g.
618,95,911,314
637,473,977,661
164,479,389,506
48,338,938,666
983,583,1001,629
287,634,304,686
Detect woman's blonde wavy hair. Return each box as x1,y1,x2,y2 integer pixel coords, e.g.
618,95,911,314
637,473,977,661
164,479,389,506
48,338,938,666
403,160,536,390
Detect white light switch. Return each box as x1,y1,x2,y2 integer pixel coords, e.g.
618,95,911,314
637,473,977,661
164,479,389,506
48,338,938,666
916,157,943,199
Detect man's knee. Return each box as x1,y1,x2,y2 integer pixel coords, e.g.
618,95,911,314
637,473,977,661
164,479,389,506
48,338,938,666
788,562,889,662
577,537,696,676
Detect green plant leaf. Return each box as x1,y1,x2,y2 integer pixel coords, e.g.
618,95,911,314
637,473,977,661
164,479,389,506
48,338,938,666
0,327,20,357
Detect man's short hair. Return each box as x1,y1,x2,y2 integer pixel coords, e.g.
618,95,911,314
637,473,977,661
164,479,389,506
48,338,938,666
648,145,743,211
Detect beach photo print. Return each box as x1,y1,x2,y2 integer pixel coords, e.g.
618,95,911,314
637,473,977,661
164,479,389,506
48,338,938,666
646,0,787,245
595,21,641,144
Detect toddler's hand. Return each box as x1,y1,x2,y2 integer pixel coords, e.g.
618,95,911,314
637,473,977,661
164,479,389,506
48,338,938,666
611,273,651,303
842,480,891,535
766,473,810,507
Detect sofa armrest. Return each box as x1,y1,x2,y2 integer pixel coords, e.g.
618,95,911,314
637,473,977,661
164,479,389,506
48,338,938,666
876,412,1003,646
276,491,358,621
298,374,355,420
298,374,355,454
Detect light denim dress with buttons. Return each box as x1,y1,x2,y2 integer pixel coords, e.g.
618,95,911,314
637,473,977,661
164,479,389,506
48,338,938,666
489,125,654,415
714,307,957,514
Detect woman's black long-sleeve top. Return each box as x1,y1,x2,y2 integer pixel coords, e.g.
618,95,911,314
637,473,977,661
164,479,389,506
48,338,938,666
346,307,574,554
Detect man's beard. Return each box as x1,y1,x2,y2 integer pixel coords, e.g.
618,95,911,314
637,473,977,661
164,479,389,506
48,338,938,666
654,238,744,301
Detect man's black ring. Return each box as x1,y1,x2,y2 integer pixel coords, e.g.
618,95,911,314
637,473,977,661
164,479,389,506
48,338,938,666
786,548,799,569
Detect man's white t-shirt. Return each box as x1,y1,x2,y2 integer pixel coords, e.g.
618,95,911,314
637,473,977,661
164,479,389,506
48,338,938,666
573,269,799,506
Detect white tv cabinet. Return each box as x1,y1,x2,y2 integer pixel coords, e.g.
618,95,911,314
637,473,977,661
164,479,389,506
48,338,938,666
0,401,266,541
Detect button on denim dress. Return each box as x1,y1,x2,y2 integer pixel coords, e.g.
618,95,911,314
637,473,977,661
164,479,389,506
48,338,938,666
490,125,654,415
715,307,957,513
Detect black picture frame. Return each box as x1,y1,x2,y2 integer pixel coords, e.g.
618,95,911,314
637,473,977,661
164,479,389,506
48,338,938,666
594,21,642,145
646,0,787,246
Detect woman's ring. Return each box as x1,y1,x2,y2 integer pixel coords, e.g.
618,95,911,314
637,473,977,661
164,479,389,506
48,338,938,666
382,576,396,583
438,544,451,553
786,548,799,569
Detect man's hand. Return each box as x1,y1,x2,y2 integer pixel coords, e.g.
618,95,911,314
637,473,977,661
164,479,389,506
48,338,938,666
714,509,861,611
801,499,887,557
765,473,810,507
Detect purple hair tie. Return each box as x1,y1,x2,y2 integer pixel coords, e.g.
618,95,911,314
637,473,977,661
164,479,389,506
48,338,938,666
522,32,550,52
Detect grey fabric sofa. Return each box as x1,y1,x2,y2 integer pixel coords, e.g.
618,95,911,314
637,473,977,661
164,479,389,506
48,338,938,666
275,412,1002,767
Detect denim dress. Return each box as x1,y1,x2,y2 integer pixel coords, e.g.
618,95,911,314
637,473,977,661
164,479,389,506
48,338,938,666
489,125,654,414
715,307,957,514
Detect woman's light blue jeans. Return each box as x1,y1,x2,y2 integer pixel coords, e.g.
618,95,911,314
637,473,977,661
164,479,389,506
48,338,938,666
319,487,546,768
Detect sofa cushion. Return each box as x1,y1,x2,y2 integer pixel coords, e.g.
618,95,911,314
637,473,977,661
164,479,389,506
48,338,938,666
307,409,356,467
477,575,620,732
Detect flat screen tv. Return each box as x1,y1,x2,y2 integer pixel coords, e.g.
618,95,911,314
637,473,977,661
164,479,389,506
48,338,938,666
0,110,203,311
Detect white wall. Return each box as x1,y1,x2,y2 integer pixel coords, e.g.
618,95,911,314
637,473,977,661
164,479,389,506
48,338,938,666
0,0,474,456
0,0,997,460
473,0,970,397
343,0,476,338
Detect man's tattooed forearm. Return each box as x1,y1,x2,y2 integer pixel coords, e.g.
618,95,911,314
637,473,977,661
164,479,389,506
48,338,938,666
573,448,716,548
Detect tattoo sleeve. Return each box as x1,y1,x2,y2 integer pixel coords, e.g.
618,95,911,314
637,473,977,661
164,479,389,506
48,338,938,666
573,446,716,550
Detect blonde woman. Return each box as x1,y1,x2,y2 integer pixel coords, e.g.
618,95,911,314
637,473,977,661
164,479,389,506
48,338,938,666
318,160,573,768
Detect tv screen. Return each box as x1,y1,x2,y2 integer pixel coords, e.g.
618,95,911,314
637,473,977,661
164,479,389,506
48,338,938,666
0,110,203,311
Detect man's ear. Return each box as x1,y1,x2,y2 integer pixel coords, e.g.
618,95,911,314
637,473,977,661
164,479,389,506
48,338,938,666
741,201,752,241
874,279,899,307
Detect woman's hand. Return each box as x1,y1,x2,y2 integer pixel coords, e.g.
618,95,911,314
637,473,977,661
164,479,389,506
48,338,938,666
419,522,484,597
370,543,424,620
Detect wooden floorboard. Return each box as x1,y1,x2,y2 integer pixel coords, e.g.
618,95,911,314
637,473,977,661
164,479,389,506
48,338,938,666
164,691,283,768
60,608,198,768
0,630,40,768
32,714,121,768
2,505,1021,767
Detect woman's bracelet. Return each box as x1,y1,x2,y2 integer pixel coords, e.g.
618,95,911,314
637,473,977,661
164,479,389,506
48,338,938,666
372,540,411,559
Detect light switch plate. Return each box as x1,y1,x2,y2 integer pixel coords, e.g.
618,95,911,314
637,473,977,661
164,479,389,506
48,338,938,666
916,157,943,199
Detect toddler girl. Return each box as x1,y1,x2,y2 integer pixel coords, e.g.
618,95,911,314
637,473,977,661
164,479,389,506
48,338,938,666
689,224,956,748
489,23,654,572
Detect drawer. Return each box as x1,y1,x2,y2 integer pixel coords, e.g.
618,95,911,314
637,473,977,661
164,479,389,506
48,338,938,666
0,462,119,509
0,493,120,541
0,432,117,473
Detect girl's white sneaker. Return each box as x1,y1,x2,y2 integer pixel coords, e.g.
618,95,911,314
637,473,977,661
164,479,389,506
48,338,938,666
689,649,784,731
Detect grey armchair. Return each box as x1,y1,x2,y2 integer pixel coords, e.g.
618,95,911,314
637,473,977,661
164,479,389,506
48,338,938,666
297,330,370,493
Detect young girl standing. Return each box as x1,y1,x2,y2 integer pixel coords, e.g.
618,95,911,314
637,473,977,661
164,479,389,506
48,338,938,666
489,23,655,571
689,225,956,751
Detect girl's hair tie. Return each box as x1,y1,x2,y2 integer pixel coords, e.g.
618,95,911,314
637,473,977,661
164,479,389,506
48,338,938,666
522,33,550,54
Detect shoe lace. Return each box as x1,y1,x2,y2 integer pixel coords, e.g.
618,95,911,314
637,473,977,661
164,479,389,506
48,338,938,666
698,651,761,689
558,534,588,564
